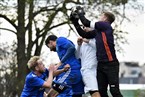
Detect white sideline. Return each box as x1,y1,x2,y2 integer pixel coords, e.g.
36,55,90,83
119,84,145,90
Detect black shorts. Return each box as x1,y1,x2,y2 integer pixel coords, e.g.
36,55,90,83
52,81,70,93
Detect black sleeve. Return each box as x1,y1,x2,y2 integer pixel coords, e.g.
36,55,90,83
73,21,96,39
78,14,91,27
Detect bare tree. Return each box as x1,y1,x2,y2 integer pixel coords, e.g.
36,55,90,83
0,0,143,96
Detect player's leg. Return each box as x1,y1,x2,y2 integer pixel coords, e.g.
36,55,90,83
47,88,59,97
71,77,84,97
91,67,101,97
107,61,123,97
89,90,100,97
81,68,100,97
97,63,109,97
70,70,84,97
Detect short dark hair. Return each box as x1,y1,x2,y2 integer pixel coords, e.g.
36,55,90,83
103,12,115,24
45,35,57,45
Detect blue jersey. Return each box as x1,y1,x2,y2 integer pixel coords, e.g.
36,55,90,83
56,37,81,70
21,69,48,97
55,37,84,96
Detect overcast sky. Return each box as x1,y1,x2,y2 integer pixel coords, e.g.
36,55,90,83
116,13,144,65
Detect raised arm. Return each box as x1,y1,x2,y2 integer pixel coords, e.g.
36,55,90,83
73,6,90,27
79,15,91,27
72,20,96,39
53,64,70,76
43,65,54,88
70,11,96,39
75,37,83,59
61,43,75,63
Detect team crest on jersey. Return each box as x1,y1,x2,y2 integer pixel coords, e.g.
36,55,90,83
32,74,37,77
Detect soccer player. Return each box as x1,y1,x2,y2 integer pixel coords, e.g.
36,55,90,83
45,35,84,97
21,56,70,97
70,7,123,97
76,32,100,97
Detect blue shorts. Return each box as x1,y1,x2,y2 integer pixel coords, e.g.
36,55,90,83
54,69,84,96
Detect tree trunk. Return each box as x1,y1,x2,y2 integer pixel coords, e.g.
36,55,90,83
17,0,27,96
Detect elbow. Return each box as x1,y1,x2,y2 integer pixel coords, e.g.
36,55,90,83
70,47,76,53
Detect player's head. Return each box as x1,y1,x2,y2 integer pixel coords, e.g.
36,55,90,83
45,35,57,51
27,56,45,73
99,12,115,24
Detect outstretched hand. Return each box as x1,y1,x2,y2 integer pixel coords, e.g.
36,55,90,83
63,64,70,72
77,37,83,46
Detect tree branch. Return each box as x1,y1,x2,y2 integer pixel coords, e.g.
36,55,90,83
49,21,69,31
33,7,55,17
32,0,82,18
36,21,68,38
65,0,82,4
0,27,16,34
0,14,17,30
25,6,57,30
30,0,83,52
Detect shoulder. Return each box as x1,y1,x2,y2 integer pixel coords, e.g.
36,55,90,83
57,37,73,46
24,73,36,85
96,21,110,26
57,37,67,40
96,21,112,29
57,37,68,43
26,72,37,81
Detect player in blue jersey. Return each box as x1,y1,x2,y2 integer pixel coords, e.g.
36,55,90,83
45,35,84,97
21,56,70,97
70,6,123,97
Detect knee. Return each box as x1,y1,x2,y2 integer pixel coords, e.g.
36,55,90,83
110,87,123,97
